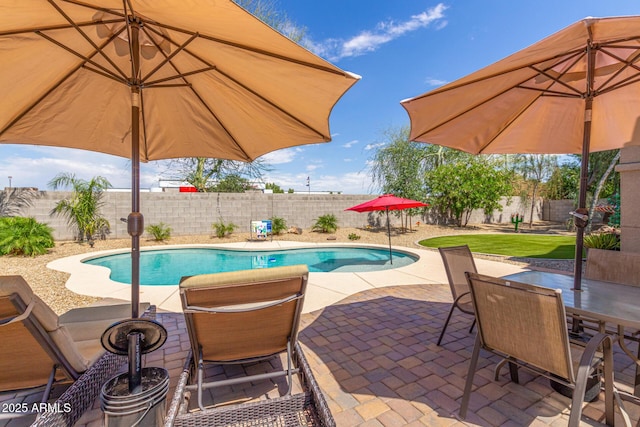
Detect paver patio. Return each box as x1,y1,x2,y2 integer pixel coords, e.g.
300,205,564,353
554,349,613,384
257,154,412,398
73,283,640,426
3,275,639,426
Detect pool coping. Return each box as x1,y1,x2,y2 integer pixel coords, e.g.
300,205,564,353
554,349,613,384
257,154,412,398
47,241,530,314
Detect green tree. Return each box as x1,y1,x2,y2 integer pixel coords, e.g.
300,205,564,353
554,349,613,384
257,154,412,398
543,163,580,200
513,154,558,227
0,187,38,217
265,182,285,193
427,157,513,227
370,126,429,199
169,157,269,192
48,173,112,243
235,0,306,42
211,174,254,193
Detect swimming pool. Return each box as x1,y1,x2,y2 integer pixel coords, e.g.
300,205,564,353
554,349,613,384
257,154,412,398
84,246,418,286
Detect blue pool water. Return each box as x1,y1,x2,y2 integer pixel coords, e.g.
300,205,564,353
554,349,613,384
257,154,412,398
84,246,418,286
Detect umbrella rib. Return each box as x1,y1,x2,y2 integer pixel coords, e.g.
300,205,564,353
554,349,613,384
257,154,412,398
144,67,215,86
406,47,588,102
48,0,129,81
219,67,329,140
61,0,127,18
140,23,329,144
127,24,248,157
0,61,88,138
0,18,122,36
62,0,344,76
145,20,347,77
410,68,558,145
36,31,128,84
140,31,199,83
595,46,640,94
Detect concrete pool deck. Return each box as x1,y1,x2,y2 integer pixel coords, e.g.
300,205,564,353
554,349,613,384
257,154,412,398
47,240,530,314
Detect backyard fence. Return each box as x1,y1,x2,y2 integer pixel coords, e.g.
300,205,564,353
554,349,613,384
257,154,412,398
17,191,582,241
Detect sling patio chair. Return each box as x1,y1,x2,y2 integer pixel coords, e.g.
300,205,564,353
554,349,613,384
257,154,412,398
460,272,630,427
437,245,477,345
168,265,335,426
0,275,153,426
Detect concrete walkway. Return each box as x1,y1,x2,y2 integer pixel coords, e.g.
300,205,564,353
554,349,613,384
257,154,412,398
46,241,527,314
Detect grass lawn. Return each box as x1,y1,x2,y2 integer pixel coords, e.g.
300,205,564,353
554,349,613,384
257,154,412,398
419,234,577,259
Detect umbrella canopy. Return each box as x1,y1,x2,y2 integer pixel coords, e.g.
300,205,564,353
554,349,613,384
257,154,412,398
346,194,429,213
0,0,359,316
401,16,640,289
346,194,428,263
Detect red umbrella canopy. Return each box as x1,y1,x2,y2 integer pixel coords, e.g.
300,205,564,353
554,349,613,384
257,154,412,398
346,194,428,212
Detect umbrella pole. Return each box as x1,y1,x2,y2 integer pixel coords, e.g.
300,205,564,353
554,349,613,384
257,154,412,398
127,20,143,319
386,207,393,264
573,42,596,292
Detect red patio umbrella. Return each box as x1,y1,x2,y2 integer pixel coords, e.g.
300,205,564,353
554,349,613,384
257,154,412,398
346,194,428,263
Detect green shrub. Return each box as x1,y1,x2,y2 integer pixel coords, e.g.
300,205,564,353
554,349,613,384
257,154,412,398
146,222,172,241
583,233,620,251
270,217,288,235
212,220,237,238
0,217,55,256
312,214,338,233
348,233,361,241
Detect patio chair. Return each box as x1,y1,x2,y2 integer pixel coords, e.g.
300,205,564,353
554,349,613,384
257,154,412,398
0,275,153,425
460,272,628,426
437,245,477,345
585,248,640,286
178,265,309,411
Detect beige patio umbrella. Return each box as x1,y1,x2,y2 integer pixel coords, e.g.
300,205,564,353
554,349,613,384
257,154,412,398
401,16,640,290
0,0,359,316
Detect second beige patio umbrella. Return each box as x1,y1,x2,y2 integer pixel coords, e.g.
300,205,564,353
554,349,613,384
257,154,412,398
401,16,640,290
0,0,359,316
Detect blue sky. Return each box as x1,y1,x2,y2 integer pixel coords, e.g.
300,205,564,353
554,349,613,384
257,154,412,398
2,1,639,193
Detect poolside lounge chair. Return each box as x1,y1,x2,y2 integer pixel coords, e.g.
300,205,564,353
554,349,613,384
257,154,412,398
169,265,335,426
460,272,628,426
178,265,309,410
0,275,152,425
437,245,477,345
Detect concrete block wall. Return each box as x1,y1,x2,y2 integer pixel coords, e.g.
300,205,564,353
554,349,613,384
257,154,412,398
20,191,551,241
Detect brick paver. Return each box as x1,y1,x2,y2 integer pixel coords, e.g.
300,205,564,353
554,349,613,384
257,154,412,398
2,282,639,426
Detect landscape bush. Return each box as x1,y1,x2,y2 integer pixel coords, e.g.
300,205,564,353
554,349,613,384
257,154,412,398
146,222,172,241
270,217,288,235
212,220,237,238
583,232,620,251
0,216,55,256
312,214,338,233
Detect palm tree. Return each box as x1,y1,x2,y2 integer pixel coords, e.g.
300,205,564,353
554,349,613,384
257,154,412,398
49,173,112,244
0,187,38,217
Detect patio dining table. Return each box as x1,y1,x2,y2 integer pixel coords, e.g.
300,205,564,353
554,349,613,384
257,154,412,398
503,270,640,396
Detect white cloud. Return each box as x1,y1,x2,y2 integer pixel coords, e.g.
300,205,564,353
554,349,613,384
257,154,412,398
308,4,448,61
260,147,302,165
364,142,386,151
342,140,359,148
426,77,448,87
262,170,374,194
0,146,164,190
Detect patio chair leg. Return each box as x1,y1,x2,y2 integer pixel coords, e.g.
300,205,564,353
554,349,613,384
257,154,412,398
286,340,293,396
41,364,58,403
197,348,205,411
437,305,456,346
468,319,476,334
459,334,481,420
